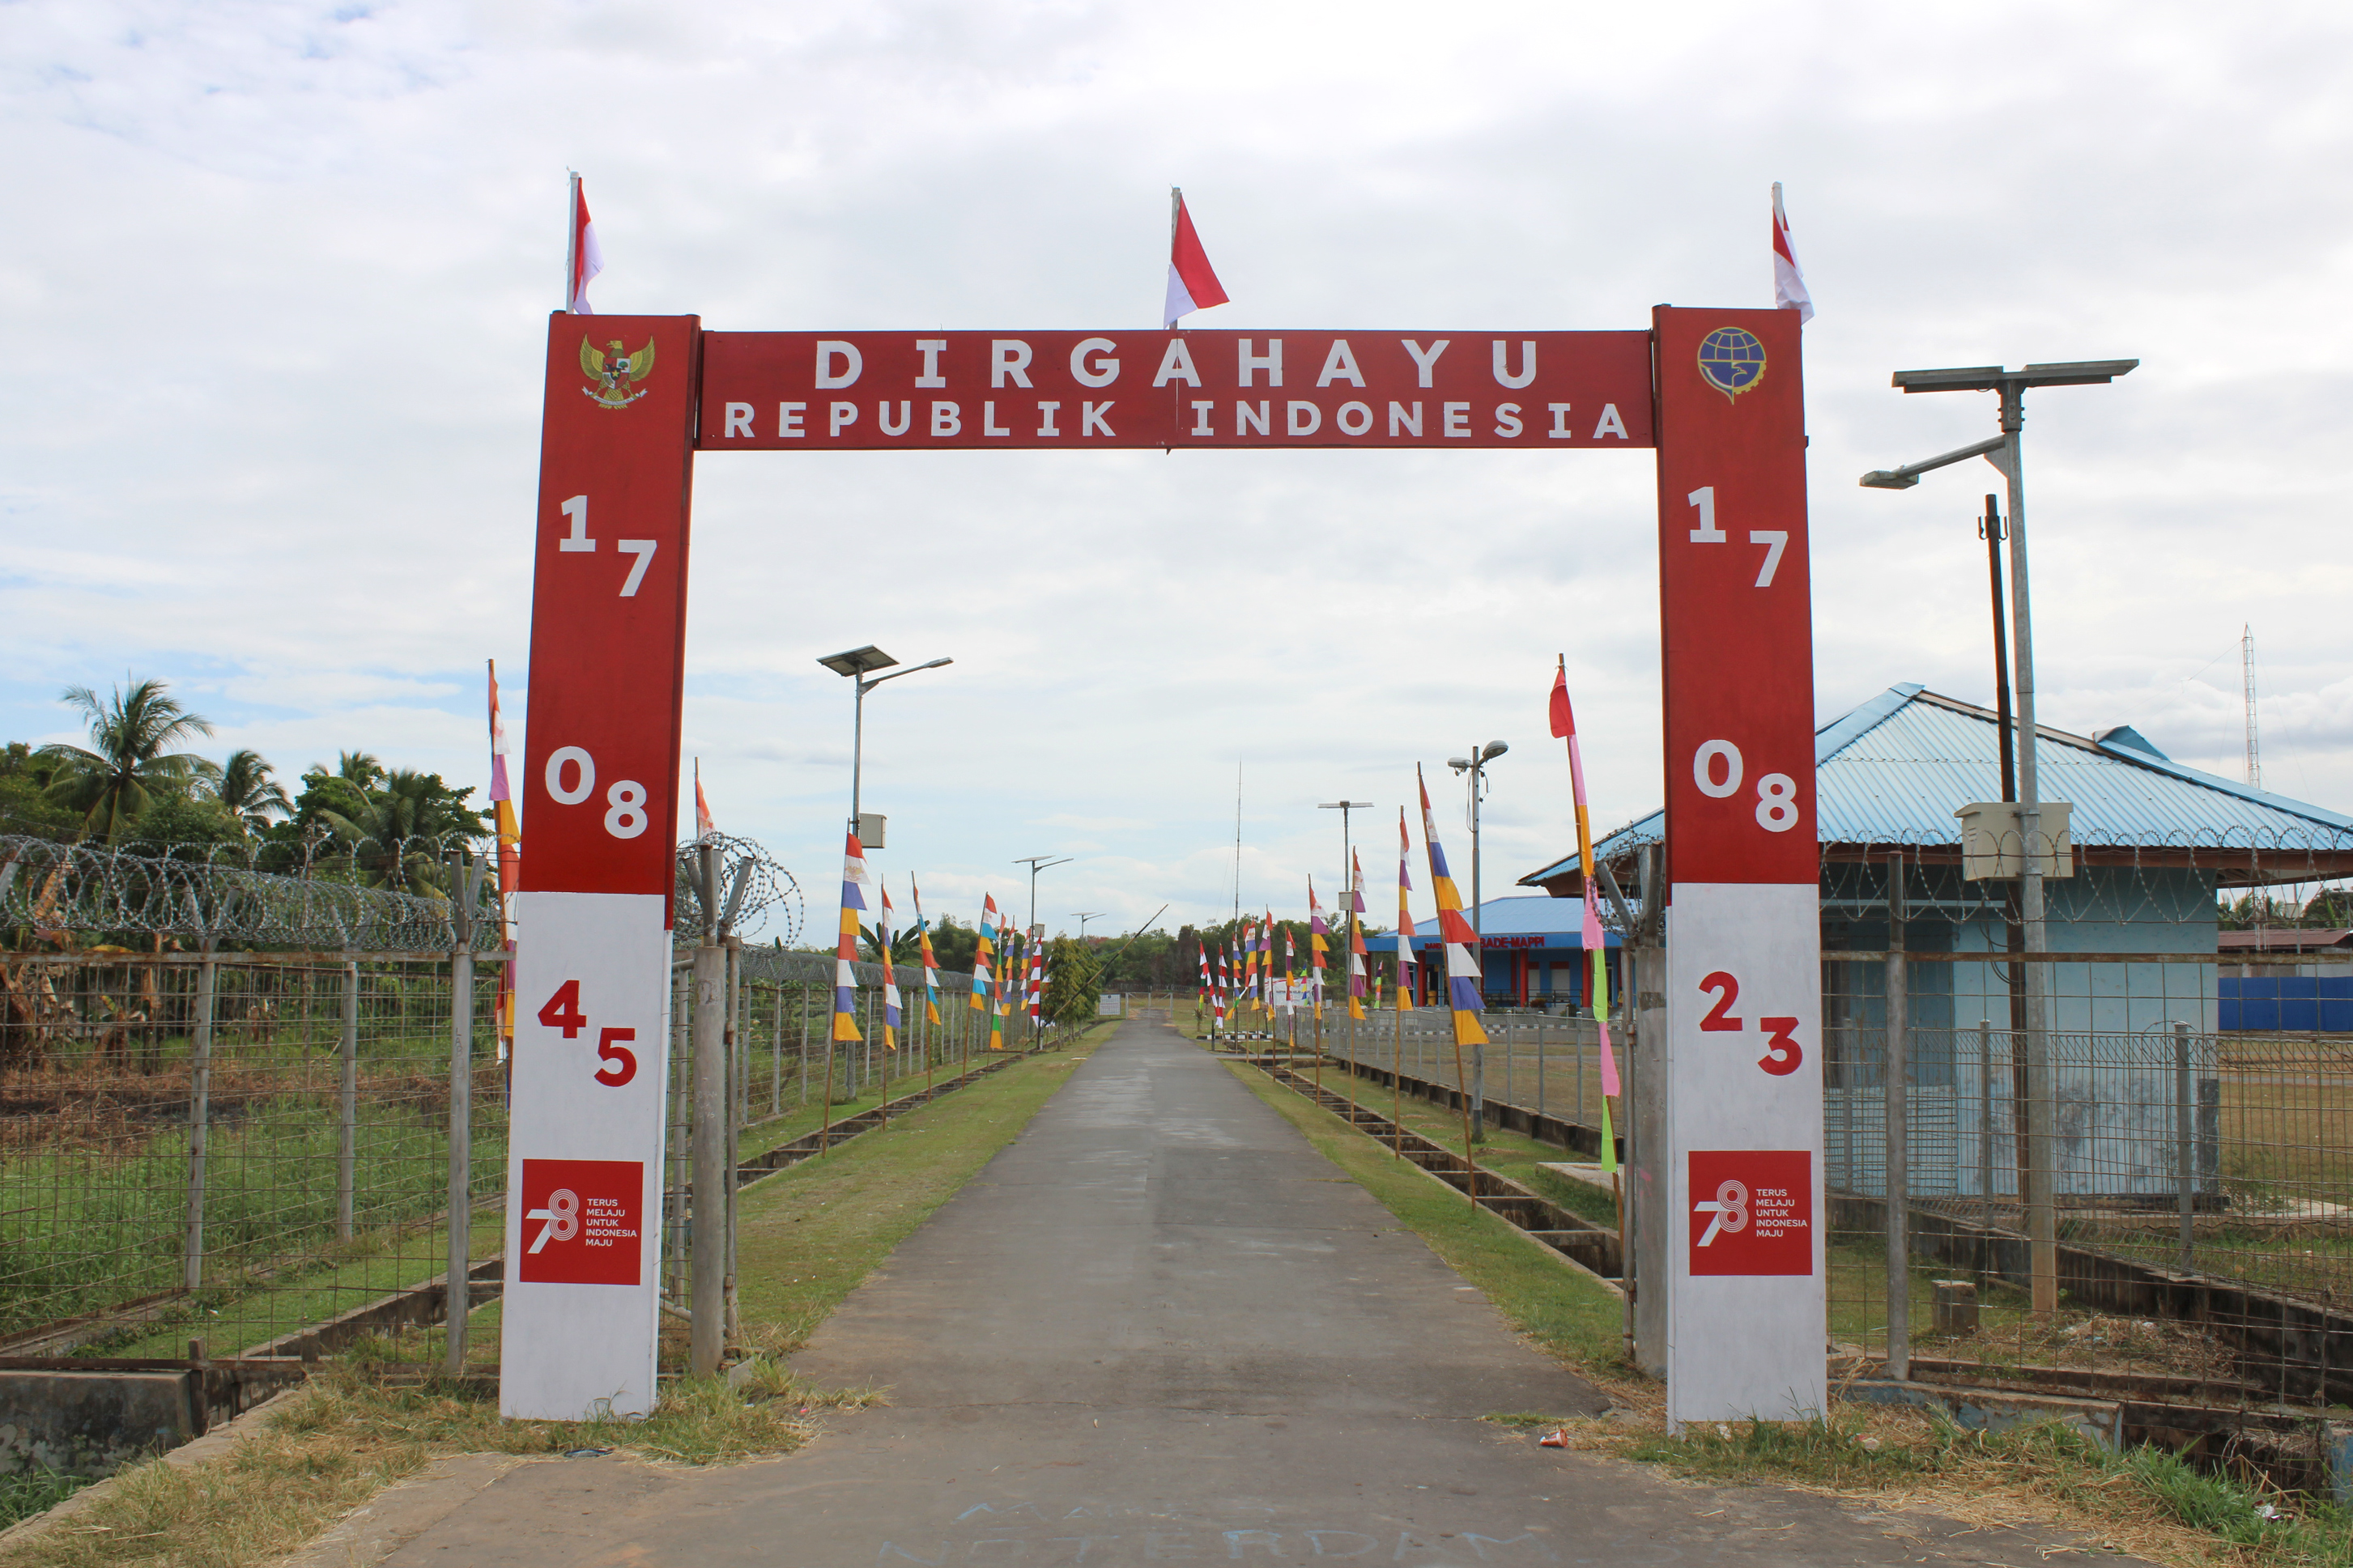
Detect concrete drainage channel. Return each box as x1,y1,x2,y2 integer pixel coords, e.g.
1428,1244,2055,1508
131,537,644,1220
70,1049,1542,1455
1240,1054,1623,1284
0,1049,1031,1484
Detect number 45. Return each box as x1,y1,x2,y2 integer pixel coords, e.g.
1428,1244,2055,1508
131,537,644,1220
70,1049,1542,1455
535,979,639,1086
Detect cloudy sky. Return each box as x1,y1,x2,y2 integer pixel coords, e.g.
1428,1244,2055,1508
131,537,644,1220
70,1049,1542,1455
5,0,2349,943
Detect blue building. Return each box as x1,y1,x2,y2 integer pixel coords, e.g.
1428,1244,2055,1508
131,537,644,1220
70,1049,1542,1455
1517,683,2353,1198
1375,894,1622,1011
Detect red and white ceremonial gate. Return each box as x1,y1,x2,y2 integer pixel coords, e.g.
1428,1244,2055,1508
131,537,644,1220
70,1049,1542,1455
504,310,1821,1426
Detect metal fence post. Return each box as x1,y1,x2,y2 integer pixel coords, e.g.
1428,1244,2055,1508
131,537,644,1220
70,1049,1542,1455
2174,1020,2194,1273
799,984,811,1104
446,852,481,1378
1885,862,1909,1379
725,936,742,1343
691,943,727,1376
446,945,474,1375
1537,1010,1546,1119
1977,1019,1994,1226
770,982,783,1116
182,939,219,1293
338,953,359,1242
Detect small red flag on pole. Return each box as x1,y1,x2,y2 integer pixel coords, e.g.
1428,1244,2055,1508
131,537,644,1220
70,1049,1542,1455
1164,188,1229,327
567,173,604,315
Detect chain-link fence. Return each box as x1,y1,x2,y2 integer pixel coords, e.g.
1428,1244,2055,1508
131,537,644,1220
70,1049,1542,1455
1816,848,2353,1410
1,950,503,1362
2,828,1083,1379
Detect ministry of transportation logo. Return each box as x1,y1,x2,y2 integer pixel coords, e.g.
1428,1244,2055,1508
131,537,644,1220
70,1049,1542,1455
1696,326,1767,402
581,337,656,409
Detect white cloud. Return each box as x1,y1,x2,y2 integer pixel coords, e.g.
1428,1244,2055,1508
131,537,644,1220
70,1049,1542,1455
6,0,2352,935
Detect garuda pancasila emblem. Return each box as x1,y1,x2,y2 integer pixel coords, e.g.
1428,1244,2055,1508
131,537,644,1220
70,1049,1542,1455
581,337,656,409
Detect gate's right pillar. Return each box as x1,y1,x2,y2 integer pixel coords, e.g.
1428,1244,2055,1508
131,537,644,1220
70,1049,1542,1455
1649,306,1825,1426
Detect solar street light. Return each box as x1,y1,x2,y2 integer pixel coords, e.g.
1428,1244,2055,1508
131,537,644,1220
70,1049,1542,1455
1858,355,2136,1318
818,648,953,833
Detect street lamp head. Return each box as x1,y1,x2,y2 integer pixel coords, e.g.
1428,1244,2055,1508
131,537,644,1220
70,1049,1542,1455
1892,359,2138,394
1446,757,1472,772
1859,469,1921,491
818,644,897,678
915,657,954,671
1318,801,1374,809
1481,740,1509,761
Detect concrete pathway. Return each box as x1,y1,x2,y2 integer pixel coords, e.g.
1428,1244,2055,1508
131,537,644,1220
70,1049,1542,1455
366,1022,2134,1567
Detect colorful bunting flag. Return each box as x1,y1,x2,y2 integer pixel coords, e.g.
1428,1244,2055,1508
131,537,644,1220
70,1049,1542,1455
833,832,868,1043
486,661,520,1048
1307,880,1329,1019
1396,809,1419,1010
878,882,902,1052
1348,853,1371,1015
910,879,943,1026
1418,765,1487,1047
1550,658,1619,1172
971,894,998,1013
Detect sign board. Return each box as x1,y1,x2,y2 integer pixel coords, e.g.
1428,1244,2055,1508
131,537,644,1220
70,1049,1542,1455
1652,307,1824,1424
509,304,1821,1427
697,332,1655,452
501,317,699,1420
1096,993,1124,1018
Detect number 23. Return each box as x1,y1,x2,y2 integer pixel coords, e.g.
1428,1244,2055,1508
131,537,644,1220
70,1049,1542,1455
1696,971,1803,1077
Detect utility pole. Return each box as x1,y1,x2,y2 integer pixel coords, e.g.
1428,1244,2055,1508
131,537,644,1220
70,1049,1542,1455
1447,742,1508,1138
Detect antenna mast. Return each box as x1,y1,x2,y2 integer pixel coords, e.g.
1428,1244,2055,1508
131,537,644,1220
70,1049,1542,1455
1233,760,1243,927
2243,624,2262,791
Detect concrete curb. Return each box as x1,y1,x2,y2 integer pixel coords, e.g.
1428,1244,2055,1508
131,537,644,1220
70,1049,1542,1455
0,1385,303,1556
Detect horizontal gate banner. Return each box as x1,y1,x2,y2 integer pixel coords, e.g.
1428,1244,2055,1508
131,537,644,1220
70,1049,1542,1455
696,329,1655,450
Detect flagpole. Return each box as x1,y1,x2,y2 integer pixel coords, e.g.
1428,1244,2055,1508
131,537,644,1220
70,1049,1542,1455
564,171,580,314
1392,962,1404,1158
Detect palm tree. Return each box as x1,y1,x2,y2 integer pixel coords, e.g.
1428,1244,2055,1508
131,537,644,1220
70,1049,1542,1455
336,750,386,788
215,749,292,836
317,768,488,892
39,679,219,843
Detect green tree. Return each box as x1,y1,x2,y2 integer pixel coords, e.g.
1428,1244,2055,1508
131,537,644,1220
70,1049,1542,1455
37,678,219,843
121,794,248,861
925,913,981,974
0,743,82,840
215,748,291,836
336,750,386,788
859,921,922,965
1042,935,1102,1026
312,768,489,892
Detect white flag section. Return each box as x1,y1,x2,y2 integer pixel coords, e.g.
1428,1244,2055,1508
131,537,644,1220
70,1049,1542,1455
568,175,604,316
1771,181,1813,323
1164,188,1230,327
1662,882,1825,1426
501,891,672,1418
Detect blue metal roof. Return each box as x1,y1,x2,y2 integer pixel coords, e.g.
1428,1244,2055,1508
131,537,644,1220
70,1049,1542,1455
1372,894,1618,953
1522,684,2353,886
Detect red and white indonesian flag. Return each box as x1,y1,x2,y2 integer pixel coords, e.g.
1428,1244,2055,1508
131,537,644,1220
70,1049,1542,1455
570,176,604,316
1163,189,1229,329
693,761,715,841
1772,181,1813,323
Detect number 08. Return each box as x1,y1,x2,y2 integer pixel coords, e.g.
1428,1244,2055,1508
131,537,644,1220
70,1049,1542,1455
543,746,649,839
1691,740,1799,833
